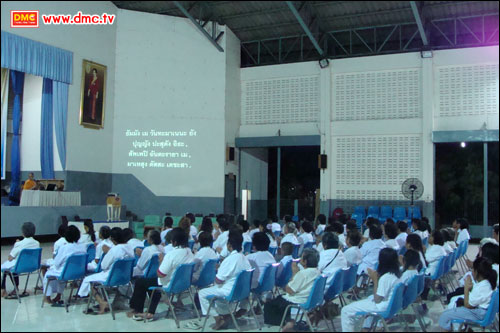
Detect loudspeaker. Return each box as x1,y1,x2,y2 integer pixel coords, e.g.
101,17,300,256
318,154,327,169
226,147,235,161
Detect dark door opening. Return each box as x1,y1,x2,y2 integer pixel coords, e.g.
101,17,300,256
268,146,320,221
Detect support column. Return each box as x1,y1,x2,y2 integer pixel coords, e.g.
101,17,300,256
422,57,435,229
319,60,332,216
483,142,488,238
277,147,281,219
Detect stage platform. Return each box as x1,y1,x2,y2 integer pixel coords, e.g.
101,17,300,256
1,205,126,238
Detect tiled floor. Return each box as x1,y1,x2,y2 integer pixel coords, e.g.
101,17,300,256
1,241,479,332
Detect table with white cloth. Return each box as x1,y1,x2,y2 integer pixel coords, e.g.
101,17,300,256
68,220,130,235
20,191,81,206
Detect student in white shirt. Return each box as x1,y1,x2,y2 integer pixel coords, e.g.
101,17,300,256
400,249,421,284
245,232,276,289
280,222,300,247
133,230,163,277
412,218,428,242
258,219,278,249
263,248,321,331
453,218,470,246
314,214,327,236
331,222,347,249
78,220,96,245
318,232,347,289
238,220,252,244
297,221,314,256
383,222,400,251
405,234,428,271
122,228,144,258
358,225,387,275
128,228,194,321
344,231,363,267
41,224,69,276
212,218,230,255
192,232,219,283
493,224,499,244
43,226,86,304
395,221,408,249
198,230,252,330
78,227,133,314
1,222,40,298
341,248,402,332
441,229,454,255
249,219,260,239
425,230,446,277
439,257,497,331
87,226,113,272
178,216,194,243
270,220,282,236
277,242,294,278
160,216,173,245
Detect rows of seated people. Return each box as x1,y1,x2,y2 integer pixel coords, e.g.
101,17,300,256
1,214,498,332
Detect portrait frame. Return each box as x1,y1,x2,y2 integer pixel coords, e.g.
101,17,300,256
79,60,106,129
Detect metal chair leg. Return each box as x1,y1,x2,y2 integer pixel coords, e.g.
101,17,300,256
381,318,389,332
166,293,180,328
304,310,316,332
187,289,200,320
34,271,42,295
201,298,215,332
10,272,21,304
229,301,241,332
66,281,73,313
248,297,262,330
23,272,30,294
279,305,294,331
101,286,114,320
411,303,427,332
41,277,51,308
86,284,94,313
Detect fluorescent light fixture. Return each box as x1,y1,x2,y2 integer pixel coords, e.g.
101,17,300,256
460,142,466,148
319,58,329,68
421,50,433,58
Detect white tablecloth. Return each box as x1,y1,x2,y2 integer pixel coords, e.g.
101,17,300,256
68,220,129,235
20,191,81,207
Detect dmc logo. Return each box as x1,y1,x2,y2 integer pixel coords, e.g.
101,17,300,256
11,11,39,28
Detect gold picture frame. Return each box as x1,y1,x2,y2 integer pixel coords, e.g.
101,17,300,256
79,60,106,129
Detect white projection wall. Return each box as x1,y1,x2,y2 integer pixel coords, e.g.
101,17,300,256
112,9,226,197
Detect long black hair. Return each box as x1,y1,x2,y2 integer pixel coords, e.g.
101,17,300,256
406,233,428,266
403,249,422,271
377,248,401,278
83,219,96,242
473,257,497,290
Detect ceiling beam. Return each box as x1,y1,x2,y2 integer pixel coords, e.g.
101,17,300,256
173,1,224,52
286,1,324,57
410,1,429,45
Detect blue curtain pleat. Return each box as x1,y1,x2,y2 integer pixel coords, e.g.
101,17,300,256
1,31,72,84
53,81,68,170
41,78,55,179
9,70,24,204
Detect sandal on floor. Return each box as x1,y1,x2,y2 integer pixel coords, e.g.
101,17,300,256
83,308,95,315
5,291,18,299
132,314,144,321
51,301,65,307
183,321,202,330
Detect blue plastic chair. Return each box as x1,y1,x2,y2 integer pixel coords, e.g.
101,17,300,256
273,230,281,238
354,206,366,220
147,262,199,327
1,248,42,303
86,243,96,264
143,254,160,279
268,246,278,256
400,274,427,331
243,241,252,255
94,253,105,273
351,213,363,230
323,269,344,330
279,275,327,332
451,289,499,331
367,206,380,220
133,246,144,266
42,253,87,312
251,263,279,313
275,259,293,294
408,206,422,220
422,237,429,247
192,258,218,290
188,240,195,251
201,269,260,332
340,264,359,306
398,246,407,256
292,244,300,259
393,207,407,222
428,256,447,308
143,239,150,247
379,206,393,222
86,258,134,320
355,282,405,331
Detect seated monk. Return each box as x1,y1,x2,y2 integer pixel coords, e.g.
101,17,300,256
23,173,38,190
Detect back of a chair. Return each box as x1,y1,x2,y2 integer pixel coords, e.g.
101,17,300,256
422,237,429,247
324,269,344,302
273,230,281,238
303,242,315,250
430,256,446,280
354,206,366,219
188,240,195,251
402,275,419,309
380,206,393,220
227,269,254,302
301,275,326,310
60,253,87,281
243,242,252,254
380,282,404,319
367,206,380,219
342,264,358,292
393,207,407,221
292,244,300,259
416,273,425,296
95,253,105,273
86,243,96,264
254,263,279,294
143,254,160,279
193,259,218,289
165,262,195,294
268,247,278,256
144,215,161,226
350,213,363,229
478,289,499,327
276,260,293,288
444,254,452,274
104,258,134,287
398,246,407,256
13,248,42,274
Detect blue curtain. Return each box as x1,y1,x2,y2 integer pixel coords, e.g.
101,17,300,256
41,78,54,179
53,81,68,170
1,31,72,84
9,70,24,205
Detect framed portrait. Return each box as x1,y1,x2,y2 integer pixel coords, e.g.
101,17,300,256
79,60,106,129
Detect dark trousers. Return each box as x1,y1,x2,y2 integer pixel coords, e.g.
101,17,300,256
264,295,294,326
1,272,19,289
446,287,465,302
129,277,161,314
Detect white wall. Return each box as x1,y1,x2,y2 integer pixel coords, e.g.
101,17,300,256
1,1,117,173
112,9,227,197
